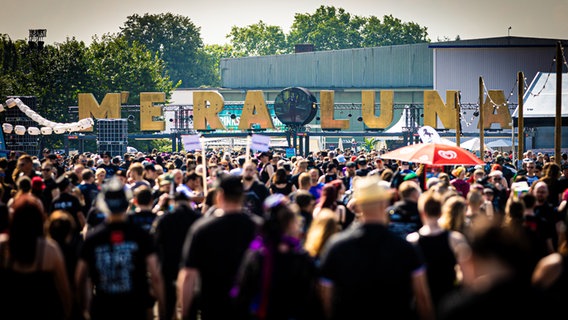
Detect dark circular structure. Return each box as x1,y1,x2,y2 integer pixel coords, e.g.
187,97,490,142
273,87,317,126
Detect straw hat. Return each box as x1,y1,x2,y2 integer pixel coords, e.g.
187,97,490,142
451,166,466,177
352,175,391,205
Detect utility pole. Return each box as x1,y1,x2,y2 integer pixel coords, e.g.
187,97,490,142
479,77,485,159
455,92,461,146
518,71,524,166
555,41,562,165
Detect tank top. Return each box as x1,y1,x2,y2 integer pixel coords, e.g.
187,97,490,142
0,239,65,319
416,231,458,308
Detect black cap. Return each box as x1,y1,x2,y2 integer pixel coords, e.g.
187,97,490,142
346,161,356,168
99,176,131,214
144,163,156,171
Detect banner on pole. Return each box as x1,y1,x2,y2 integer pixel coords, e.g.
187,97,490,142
250,134,270,152
181,134,202,151
418,125,441,144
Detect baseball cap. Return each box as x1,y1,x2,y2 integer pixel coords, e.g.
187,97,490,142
403,172,418,181
97,176,132,214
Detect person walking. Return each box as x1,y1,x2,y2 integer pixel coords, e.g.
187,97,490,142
75,177,166,320
177,175,261,320
0,194,72,319
318,175,434,320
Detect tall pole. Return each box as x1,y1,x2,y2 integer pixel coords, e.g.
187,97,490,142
455,92,461,146
518,71,524,165
479,77,485,159
555,41,562,165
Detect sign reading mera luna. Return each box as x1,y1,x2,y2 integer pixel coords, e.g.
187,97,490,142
77,90,512,132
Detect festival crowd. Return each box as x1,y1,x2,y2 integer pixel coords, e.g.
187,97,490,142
0,145,567,319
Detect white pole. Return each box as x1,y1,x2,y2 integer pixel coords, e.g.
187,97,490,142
245,135,252,161
200,136,208,196
511,122,515,167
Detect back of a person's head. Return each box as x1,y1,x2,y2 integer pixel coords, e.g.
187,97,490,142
467,189,484,207
81,168,94,181
273,168,288,183
262,194,296,245
380,168,394,182
505,197,525,225
97,176,132,215
466,219,532,280
9,194,46,264
47,210,76,244
129,162,144,177
543,162,561,179
399,180,421,200
218,174,244,204
298,172,311,189
418,190,443,218
439,196,466,232
16,175,32,193
184,170,201,184
294,190,315,209
304,208,340,258
134,186,154,206
317,183,338,210
520,192,536,209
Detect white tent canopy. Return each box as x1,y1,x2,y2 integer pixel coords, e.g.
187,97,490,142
384,106,418,134
512,72,568,118
459,137,494,152
486,139,512,148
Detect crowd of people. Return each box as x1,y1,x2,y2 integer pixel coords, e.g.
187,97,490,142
0,145,567,319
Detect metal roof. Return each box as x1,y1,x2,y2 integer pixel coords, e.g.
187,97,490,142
429,36,568,48
220,43,433,89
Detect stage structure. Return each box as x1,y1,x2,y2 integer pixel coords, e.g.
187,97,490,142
97,119,128,156
4,96,40,156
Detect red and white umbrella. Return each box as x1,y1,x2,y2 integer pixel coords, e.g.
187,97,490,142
380,143,484,166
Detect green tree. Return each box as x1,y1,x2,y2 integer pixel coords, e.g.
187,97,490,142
0,34,20,100
287,6,366,51
364,137,376,152
84,34,175,104
202,44,244,86
362,15,429,47
120,13,206,87
227,20,289,56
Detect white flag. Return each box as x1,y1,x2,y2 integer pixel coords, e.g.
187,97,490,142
418,126,441,143
250,134,270,152
181,134,202,151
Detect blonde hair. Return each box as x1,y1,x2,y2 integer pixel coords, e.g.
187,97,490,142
95,168,106,177
439,195,467,232
304,208,340,258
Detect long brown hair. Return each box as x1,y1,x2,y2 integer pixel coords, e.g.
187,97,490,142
8,194,46,265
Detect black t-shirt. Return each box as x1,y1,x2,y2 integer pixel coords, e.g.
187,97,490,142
127,209,156,234
78,182,99,213
387,200,422,239
319,223,424,320
244,181,270,217
79,221,156,319
181,212,260,320
234,240,320,319
41,177,57,211
51,192,83,233
153,204,201,282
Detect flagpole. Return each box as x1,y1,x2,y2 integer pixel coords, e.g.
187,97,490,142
200,136,208,197
245,134,252,161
